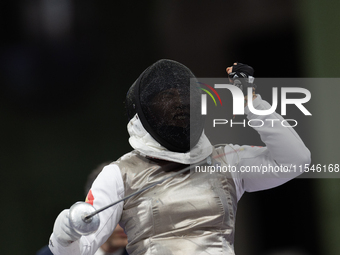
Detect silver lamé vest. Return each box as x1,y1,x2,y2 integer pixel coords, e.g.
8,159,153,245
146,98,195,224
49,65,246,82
116,147,237,255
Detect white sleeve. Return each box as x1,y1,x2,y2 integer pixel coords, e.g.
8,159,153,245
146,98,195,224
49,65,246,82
49,164,125,255
226,95,311,201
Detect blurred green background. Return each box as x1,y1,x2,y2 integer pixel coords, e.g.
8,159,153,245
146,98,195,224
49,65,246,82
1,1,340,254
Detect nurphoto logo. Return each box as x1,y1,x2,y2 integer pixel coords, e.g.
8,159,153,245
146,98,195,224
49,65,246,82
196,79,312,129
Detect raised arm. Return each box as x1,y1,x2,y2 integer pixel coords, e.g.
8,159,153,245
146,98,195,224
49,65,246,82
226,95,311,201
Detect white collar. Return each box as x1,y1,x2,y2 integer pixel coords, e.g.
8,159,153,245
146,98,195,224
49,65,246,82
127,114,213,164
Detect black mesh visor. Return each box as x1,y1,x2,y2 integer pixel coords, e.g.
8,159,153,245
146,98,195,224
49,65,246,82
126,59,204,153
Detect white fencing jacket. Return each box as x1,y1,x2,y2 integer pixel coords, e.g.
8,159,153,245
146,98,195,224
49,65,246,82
49,94,311,255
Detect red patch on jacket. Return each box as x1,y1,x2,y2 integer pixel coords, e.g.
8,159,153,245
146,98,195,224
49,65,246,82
85,190,94,205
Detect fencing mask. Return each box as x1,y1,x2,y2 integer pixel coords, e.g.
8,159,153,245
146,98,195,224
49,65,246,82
125,59,204,153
